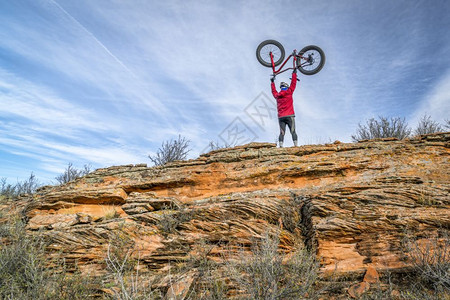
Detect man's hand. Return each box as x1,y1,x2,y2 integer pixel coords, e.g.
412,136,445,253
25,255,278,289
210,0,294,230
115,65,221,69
292,67,297,74
270,75,276,82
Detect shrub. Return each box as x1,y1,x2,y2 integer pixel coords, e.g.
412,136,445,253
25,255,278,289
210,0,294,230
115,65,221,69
403,231,450,294
414,115,443,136
0,218,46,299
0,177,16,199
375,231,450,299
182,240,228,299
106,229,135,274
105,232,135,299
444,119,450,130
206,140,232,152
0,173,40,200
149,135,191,166
352,116,411,142
227,232,319,299
104,228,162,299
401,229,450,300
0,218,97,299
55,163,92,185
157,205,194,236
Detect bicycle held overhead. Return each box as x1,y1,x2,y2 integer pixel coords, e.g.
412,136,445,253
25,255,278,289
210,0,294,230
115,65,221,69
256,40,325,76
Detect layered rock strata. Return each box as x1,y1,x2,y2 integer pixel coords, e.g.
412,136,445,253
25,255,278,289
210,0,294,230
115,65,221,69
11,133,450,288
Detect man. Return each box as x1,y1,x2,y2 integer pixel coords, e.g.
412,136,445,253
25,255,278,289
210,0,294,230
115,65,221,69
271,68,298,147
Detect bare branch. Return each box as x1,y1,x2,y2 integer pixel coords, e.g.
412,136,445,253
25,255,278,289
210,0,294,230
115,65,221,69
414,115,443,136
148,135,191,166
55,163,92,185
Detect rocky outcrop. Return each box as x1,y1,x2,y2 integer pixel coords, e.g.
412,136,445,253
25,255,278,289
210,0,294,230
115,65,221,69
8,133,450,294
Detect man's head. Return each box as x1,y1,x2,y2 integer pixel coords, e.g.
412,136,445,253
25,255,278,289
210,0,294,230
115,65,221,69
280,82,289,90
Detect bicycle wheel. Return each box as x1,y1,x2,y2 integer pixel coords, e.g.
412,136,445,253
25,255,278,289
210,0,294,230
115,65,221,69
256,40,285,68
296,45,325,75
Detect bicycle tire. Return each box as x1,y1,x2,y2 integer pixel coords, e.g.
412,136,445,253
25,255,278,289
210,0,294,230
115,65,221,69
297,45,325,75
256,40,285,68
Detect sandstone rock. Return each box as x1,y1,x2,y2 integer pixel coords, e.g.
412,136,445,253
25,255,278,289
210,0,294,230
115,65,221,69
363,265,380,283
77,212,92,224
3,133,448,297
28,214,80,230
348,281,370,298
164,271,197,300
121,203,154,215
125,192,180,210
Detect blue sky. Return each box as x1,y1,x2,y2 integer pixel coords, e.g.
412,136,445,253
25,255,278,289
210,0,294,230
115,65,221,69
1,0,449,184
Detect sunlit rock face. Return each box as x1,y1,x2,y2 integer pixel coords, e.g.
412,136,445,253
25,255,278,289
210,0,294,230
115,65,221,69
16,133,450,277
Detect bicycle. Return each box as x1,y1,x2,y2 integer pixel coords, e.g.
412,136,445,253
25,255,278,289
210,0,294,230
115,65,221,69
256,40,325,76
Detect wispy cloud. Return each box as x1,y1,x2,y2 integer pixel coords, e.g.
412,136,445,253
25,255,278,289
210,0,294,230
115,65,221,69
49,0,140,79
0,0,449,183
411,71,450,124
0,70,114,136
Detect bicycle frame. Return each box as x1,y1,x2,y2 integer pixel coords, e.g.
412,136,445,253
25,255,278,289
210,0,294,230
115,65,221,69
270,50,310,76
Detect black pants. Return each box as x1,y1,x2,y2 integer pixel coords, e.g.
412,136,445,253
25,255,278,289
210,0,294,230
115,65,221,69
278,115,297,143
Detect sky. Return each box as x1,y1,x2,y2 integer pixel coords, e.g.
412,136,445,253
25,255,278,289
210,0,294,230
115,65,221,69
1,0,449,185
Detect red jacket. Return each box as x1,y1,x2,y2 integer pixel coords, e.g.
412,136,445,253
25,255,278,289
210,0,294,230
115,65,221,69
271,72,297,117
